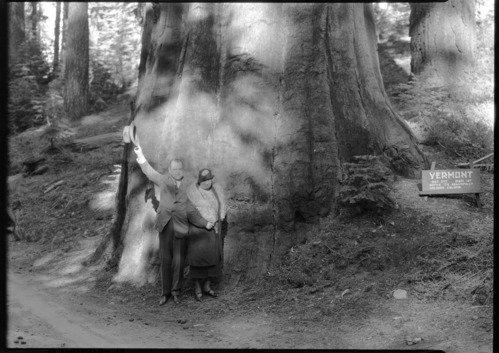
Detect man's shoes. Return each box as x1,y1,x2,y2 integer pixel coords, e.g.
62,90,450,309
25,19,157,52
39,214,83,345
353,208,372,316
159,295,170,306
195,292,202,302
159,294,180,305
172,294,180,305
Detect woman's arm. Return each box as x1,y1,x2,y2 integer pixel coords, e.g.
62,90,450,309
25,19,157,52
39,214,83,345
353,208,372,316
187,199,211,229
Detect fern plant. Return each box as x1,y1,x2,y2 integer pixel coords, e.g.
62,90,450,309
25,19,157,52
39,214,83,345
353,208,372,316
338,155,398,216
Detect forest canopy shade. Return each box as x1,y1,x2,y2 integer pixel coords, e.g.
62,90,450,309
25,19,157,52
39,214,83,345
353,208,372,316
93,3,427,284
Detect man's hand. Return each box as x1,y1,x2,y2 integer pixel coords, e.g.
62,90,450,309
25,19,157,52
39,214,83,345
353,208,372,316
206,222,214,230
145,183,159,212
134,146,146,164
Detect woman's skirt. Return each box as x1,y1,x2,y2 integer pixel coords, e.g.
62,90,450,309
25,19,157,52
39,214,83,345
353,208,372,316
188,262,222,280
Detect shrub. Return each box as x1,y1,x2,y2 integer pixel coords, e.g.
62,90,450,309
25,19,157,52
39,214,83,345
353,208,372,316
8,39,52,134
8,77,46,133
10,38,51,83
389,75,494,160
424,110,493,159
338,155,398,216
88,60,126,112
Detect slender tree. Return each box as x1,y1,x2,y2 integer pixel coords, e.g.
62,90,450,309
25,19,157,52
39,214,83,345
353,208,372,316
59,2,68,79
53,2,61,73
409,0,476,84
8,2,25,66
90,3,427,284
29,2,37,40
64,2,89,120
118,4,126,87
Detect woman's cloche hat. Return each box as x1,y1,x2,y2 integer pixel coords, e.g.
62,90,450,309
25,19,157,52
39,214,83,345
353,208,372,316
198,169,214,183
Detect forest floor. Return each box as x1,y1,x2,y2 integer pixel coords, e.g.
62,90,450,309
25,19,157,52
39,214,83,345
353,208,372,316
6,98,494,351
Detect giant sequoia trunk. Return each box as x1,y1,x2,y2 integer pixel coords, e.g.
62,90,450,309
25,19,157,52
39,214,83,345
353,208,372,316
94,3,427,285
409,0,476,84
64,2,89,120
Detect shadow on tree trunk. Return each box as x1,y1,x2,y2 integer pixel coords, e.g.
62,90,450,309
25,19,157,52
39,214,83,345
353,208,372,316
83,102,136,268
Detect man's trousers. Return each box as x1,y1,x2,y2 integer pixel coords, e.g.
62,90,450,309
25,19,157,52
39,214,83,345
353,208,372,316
159,219,187,296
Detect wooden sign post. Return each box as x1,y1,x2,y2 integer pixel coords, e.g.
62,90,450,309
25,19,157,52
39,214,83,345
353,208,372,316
420,162,482,207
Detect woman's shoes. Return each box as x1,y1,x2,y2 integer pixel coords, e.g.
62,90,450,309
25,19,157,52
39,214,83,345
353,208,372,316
195,293,202,302
172,294,180,305
202,289,218,298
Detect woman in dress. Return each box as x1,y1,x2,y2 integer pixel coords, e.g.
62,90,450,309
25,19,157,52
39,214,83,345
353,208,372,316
186,168,227,301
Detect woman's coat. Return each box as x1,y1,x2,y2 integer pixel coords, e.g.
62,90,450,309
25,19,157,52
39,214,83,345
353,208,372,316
186,183,226,268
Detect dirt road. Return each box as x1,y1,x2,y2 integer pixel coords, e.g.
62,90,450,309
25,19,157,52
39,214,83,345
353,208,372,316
8,270,221,349
7,266,493,351
9,273,149,348
7,263,293,349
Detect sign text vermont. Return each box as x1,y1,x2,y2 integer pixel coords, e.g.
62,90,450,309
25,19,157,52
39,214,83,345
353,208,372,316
421,169,481,195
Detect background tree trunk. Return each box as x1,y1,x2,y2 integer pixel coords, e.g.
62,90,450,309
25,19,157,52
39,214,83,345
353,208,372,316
63,2,89,120
59,2,68,80
409,0,476,84
53,2,61,73
29,2,37,40
8,2,25,66
96,3,427,285
118,3,126,88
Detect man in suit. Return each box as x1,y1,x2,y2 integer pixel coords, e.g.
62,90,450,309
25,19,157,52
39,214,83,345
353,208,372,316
134,145,189,305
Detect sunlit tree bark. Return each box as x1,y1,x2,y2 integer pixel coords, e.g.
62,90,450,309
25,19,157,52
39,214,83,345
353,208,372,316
63,2,89,120
91,3,427,285
409,0,476,84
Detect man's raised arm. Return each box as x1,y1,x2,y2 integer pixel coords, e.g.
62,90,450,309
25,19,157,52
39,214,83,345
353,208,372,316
134,146,163,186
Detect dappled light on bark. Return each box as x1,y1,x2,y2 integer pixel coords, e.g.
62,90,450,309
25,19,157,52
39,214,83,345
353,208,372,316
113,205,159,286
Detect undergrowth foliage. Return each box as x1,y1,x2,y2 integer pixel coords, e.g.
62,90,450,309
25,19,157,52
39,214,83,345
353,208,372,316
8,39,52,133
377,0,494,163
275,194,493,311
279,216,421,292
338,155,398,216
389,76,494,161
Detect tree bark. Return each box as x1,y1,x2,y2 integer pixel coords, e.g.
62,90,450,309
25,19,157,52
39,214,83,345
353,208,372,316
59,2,69,79
118,3,126,87
94,3,427,285
53,2,61,73
8,2,25,66
29,2,37,40
409,0,476,84
63,2,89,120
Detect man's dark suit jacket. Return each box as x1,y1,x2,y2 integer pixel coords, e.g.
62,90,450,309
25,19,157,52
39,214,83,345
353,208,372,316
138,160,188,237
